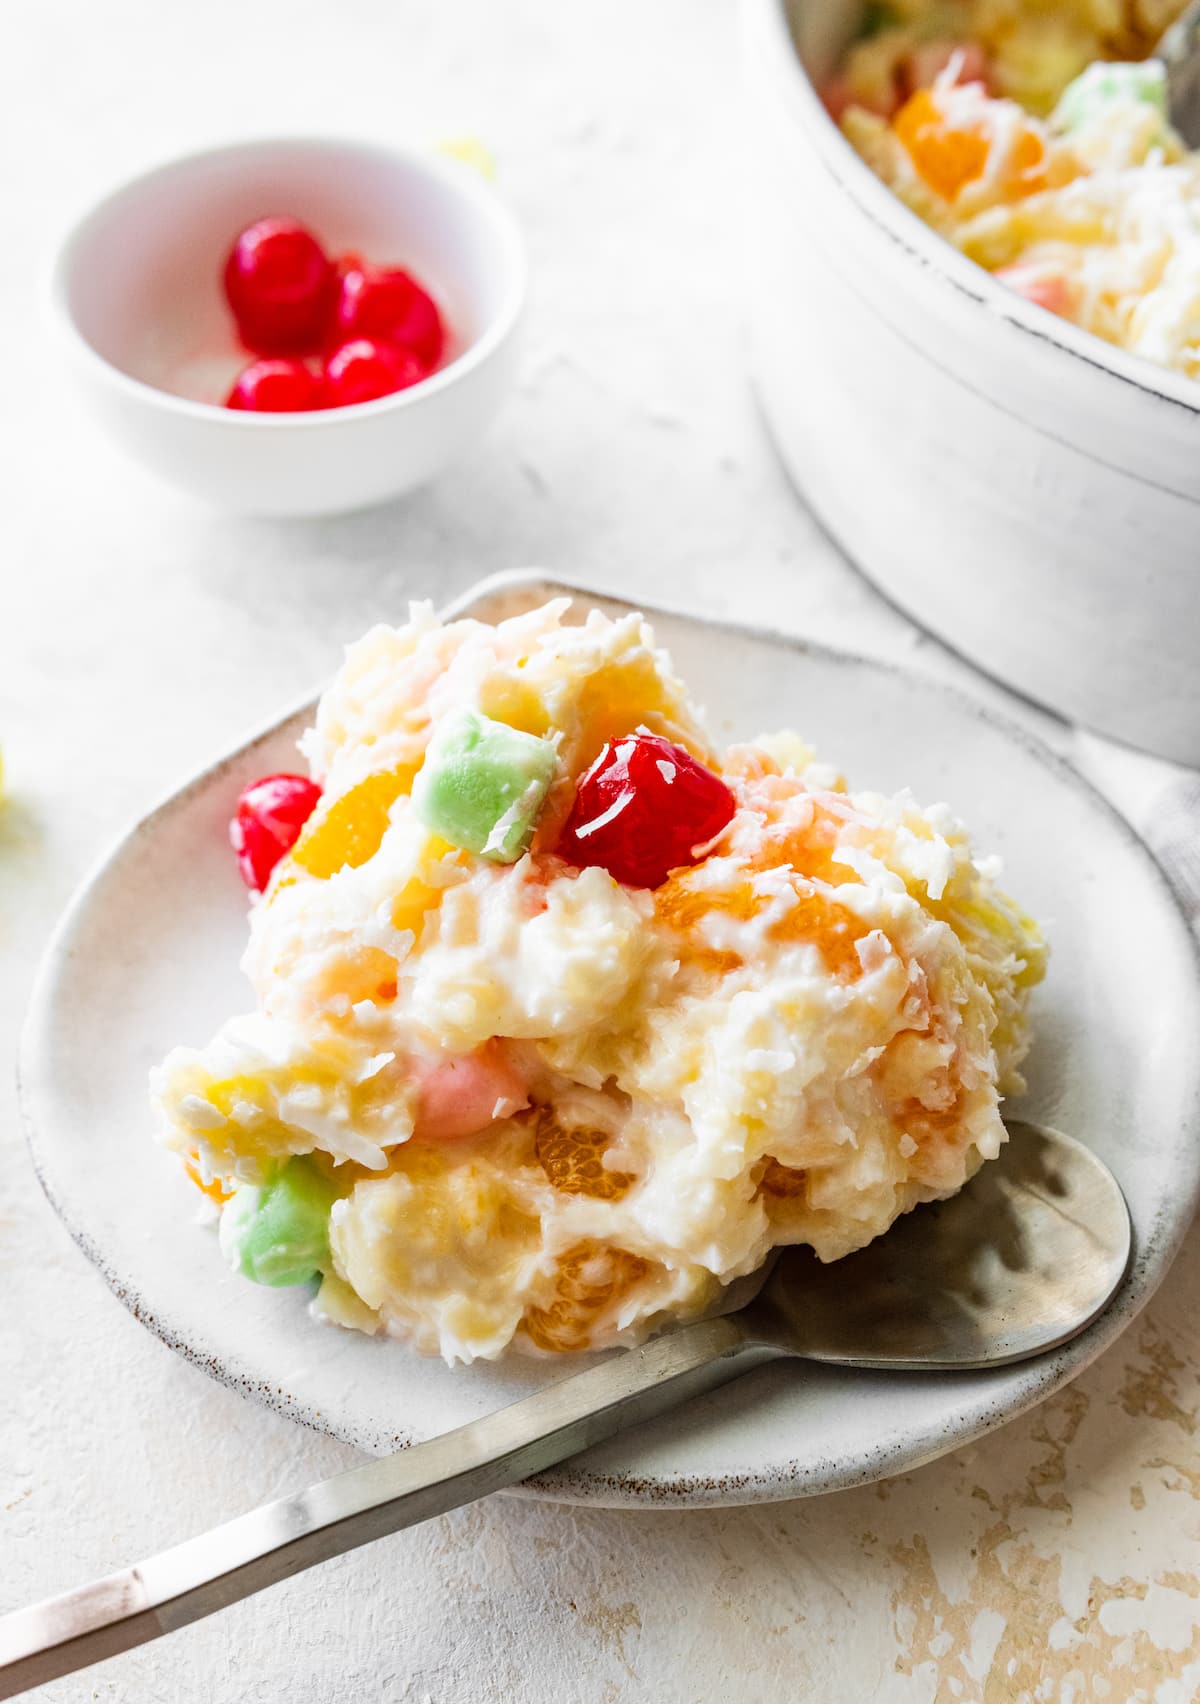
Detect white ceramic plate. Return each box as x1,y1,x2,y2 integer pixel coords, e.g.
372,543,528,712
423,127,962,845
21,573,1200,1508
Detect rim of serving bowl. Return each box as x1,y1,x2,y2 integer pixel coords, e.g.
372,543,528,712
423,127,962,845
47,134,527,427
751,0,1200,424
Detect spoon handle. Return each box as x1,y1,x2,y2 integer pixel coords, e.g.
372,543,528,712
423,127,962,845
1160,0,1200,144
0,1314,774,1700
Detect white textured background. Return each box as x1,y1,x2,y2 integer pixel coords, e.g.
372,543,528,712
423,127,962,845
4,2,1200,1699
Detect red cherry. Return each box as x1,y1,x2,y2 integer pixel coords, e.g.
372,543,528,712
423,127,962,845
324,338,427,408
333,261,445,369
225,359,325,413
223,218,335,356
559,734,736,890
231,774,323,893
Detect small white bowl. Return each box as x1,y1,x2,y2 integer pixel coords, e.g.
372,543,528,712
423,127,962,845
745,0,1200,765
50,137,526,516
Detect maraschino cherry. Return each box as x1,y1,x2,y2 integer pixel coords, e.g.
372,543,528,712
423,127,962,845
223,218,335,356
231,774,323,893
324,339,426,407
333,260,445,369
559,733,736,890
225,359,324,413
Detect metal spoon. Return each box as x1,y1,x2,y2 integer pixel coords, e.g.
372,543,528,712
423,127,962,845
1158,0,1200,144
0,1119,1130,1700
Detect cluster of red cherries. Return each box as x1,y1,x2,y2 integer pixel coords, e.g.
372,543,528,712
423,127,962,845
222,217,446,413
233,734,735,896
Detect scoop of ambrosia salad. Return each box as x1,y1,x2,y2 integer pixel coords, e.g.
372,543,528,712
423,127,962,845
152,600,1046,1363
828,0,1200,378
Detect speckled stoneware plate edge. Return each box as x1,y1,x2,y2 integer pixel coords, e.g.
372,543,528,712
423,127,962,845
19,570,1200,1509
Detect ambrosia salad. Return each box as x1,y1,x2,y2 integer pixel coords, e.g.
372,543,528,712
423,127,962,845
828,0,1200,377
152,600,1045,1363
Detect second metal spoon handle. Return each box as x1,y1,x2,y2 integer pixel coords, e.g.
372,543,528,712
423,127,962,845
0,1314,776,1701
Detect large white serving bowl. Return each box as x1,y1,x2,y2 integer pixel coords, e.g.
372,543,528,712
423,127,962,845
745,0,1200,765
49,138,525,516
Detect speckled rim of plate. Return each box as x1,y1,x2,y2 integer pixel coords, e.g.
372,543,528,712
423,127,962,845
18,570,1200,1509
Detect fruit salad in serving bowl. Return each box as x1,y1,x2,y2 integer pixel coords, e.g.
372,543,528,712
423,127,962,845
151,599,1046,1365
828,0,1200,377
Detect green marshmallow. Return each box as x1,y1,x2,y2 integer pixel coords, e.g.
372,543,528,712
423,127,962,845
218,1156,337,1288
1054,60,1166,132
412,708,557,863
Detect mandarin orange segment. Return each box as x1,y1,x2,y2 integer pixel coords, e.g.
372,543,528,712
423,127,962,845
771,889,871,979
656,875,758,932
656,870,871,981
183,1155,232,1205
895,90,989,199
522,1242,651,1352
292,764,420,879
748,800,866,888
689,948,744,976
333,945,399,1005
655,876,753,975
533,1111,635,1201
1012,127,1046,192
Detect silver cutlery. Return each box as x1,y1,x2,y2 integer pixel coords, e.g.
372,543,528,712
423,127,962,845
0,1119,1130,1700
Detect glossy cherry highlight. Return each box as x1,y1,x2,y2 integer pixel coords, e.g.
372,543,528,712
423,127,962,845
225,359,325,413
223,218,335,356
231,774,323,893
333,261,445,369
324,338,427,408
558,733,736,889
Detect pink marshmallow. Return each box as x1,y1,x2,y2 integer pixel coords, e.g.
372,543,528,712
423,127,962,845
413,1044,530,1141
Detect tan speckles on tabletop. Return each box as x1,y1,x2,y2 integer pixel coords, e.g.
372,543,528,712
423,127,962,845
841,1269,1200,1701
1119,1318,1198,1435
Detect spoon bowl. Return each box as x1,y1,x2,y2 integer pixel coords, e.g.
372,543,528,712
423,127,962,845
0,1119,1131,1700
751,1120,1132,1370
